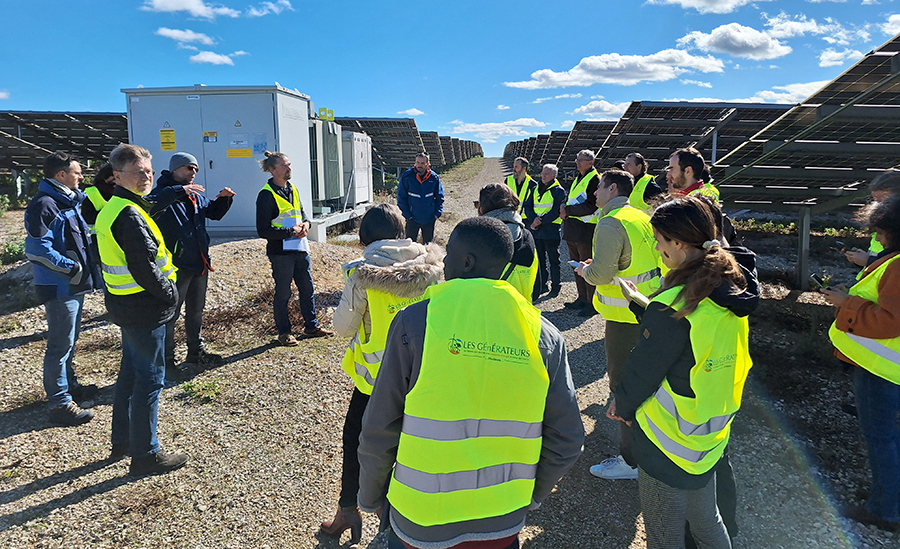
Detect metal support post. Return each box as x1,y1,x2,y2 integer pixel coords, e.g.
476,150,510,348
797,207,811,290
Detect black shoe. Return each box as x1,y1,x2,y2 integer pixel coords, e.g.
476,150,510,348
579,306,598,317
130,450,189,476
109,443,130,461
842,504,900,532
564,300,586,310
185,349,224,367
548,285,561,298
49,401,95,426
69,383,98,402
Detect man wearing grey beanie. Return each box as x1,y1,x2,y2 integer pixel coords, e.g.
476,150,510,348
148,152,235,377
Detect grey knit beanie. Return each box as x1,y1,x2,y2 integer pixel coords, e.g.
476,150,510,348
169,152,199,172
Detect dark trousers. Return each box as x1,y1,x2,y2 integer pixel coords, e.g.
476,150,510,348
406,218,435,244
339,388,370,508
269,253,318,334
685,452,739,546
566,240,595,303
605,320,642,466
165,270,208,362
533,236,561,296
387,529,519,549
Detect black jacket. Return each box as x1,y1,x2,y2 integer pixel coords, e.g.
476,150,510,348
256,178,310,256
524,181,566,241
615,246,759,489
103,187,178,328
147,170,233,274
561,171,600,244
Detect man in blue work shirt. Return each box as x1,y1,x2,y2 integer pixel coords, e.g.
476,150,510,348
397,152,444,244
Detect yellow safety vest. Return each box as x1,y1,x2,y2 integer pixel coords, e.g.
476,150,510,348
629,173,655,213
83,186,108,235
634,286,752,475
856,234,885,281
592,206,661,323
830,253,900,384
262,181,305,228
687,181,720,201
532,180,562,224
566,169,599,224
340,273,431,394
387,278,548,526
506,174,532,212
504,251,539,301
95,195,177,295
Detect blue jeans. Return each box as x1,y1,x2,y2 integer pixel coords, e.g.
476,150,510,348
112,324,166,458
42,294,83,408
854,366,900,522
269,253,317,334
165,270,208,361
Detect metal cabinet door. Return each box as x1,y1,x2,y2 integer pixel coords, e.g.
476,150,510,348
127,93,202,177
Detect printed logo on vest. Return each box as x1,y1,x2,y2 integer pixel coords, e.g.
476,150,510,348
703,353,737,372
447,334,531,362
387,295,426,315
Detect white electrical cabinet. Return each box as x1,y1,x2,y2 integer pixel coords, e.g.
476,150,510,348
309,120,344,207
122,85,312,237
342,131,373,207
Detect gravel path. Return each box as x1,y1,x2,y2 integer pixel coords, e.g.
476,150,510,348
0,158,893,548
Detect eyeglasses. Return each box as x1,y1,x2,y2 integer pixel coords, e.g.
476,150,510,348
183,165,199,173
117,169,155,179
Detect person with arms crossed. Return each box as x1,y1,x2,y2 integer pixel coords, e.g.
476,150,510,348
524,163,566,300
397,152,444,244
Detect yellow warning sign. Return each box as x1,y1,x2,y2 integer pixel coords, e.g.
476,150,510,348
226,148,252,158
160,129,176,151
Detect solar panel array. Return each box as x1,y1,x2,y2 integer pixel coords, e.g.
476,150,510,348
713,33,900,211
0,111,127,172
336,117,481,171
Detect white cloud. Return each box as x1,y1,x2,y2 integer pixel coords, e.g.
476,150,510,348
678,23,792,60
560,120,575,129
0,90,9,100
573,100,631,119
883,14,900,35
246,0,293,17
862,0,878,4
497,105,510,110
450,118,546,143
189,51,247,65
763,12,869,46
664,80,829,104
532,93,583,104
504,49,724,89
646,0,772,14
818,48,863,67
398,108,424,116
177,43,200,51
142,0,240,19
681,79,713,88
155,27,215,45
807,0,846,2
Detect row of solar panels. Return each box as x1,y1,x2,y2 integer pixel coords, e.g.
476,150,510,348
0,112,482,175
504,32,900,213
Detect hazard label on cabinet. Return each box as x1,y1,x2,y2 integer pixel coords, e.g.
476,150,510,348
160,129,176,151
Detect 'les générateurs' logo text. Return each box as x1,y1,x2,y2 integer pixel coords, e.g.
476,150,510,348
448,335,530,360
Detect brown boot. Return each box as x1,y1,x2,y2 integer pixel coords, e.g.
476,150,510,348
320,505,362,544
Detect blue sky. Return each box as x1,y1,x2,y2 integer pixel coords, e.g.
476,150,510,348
1,0,898,157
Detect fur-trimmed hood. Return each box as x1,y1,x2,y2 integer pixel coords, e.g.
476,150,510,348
342,239,444,298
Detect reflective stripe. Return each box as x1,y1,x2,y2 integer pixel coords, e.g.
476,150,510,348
567,191,588,206
654,387,734,437
845,333,900,365
425,193,434,198
644,414,710,463
107,280,141,291
408,192,422,198
87,225,97,236
348,335,384,364
26,253,72,274
102,263,131,275
393,462,537,494
617,268,661,285
402,414,542,441
596,294,629,308
354,361,376,387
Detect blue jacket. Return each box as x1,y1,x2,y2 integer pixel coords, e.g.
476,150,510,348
397,168,444,225
24,179,97,303
147,170,233,275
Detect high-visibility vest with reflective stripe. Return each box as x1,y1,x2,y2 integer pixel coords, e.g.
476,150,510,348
262,181,304,228
96,195,177,295
532,180,562,224
634,286,752,475
830,253,900,384
629,173,655,213
687,181,720,201
566,169,599,224
856,234,885,281
340,274,430,394
504,250,539,301
388,278,548,526
506,174,532,212
84,186,108,235
592,206,661,323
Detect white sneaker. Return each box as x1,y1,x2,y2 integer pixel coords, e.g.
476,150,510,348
589,455,638,480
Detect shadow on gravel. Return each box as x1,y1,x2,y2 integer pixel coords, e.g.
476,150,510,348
0,313,111,352
0,386,114,440
0,463,130,532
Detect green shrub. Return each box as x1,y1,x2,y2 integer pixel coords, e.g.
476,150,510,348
1,240,25,264
0,194,9,218
181,379,222,403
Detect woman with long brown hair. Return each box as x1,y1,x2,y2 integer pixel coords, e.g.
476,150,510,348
608,196,758,548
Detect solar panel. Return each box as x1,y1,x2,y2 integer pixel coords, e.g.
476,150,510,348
419,131,445,166
334,117,425,170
